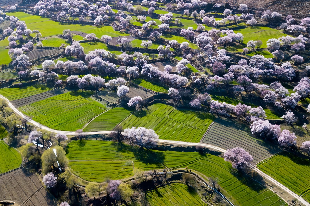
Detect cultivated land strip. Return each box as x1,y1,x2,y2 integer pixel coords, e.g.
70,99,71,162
0,94,309,205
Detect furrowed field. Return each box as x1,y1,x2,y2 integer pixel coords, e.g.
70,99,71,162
66,140,286,206
258,153,310,202
20,91,106,131
84,107,131,131
121,103,214,142
0,141,22,173
146,183,207,206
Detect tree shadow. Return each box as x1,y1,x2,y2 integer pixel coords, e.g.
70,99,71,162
70,90,94,98
115,143,165,165
231,169,267,192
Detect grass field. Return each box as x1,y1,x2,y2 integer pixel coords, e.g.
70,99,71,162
0,71,17,81
131,39,161,50
133,79,168,93
0,39,11,65
121,103,214,142
41,37,67,47
258,153,310,202
0,85,51,100
7,12,129,38
84,107,131,132
0,141,22,173
235,26,285,48
80,41,123,55
67,140,285,206
0,125,8,139
162,34,198,49
66,140,201,182
146,183,206,206
20,91,106,131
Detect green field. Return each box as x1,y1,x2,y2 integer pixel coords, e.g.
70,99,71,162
133,79,168,93
162,34,198,49
121,103,214,142
0,141,22,173
80,41,123,55
41,37,68,47
0,39,11,65
67,140,285,206
0,85,51,100
84,107,131,132
20,91,106,131
66,140,201,182
264,109,281,120
235,26,285,48
7,12,129,38
131,39,161,50
258,153,310,202
0,71,17,81
146,183,206,206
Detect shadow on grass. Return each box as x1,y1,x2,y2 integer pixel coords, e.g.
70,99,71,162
70,90,94,98
115,143,165,165
231,169,267,192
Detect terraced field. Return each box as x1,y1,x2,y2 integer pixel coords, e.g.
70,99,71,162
146,183,206,206
133,79,168,93
258,153,310,202
20,91,106,131
202,119,280,163
67,140,286,206
121,103,215,142
0,141,22,173
0,85,51,101
84,107,131,132
66,140,201,182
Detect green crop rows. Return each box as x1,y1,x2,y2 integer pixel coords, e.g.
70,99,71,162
84,107,131,132
203,119,280,163
258,153,310,202
20,91,106,131
0,141,22,173
146,183,206,206
121,103,214,142
66,140,200,182
0,85,51,100
133,79,168,93
66,140,285,206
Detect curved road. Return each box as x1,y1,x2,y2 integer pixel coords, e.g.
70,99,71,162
1,94,309,206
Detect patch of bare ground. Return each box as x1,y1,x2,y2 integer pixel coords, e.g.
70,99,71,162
0,169,56,206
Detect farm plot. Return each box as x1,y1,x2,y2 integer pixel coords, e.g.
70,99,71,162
0,85,51,100
146,183,206,206
11,90,59,107
0,38,11,65
0,70,17,81
0,141,22,173
127,86,155,99
121,103,214,142
0,169,57,206
84,107,131,132
27,48,63,61
202,119,280,164
20,91,106,131
7,12,129,38
133,79,168,93
95,90,119,105
66,140,202,182
258,152,310,202
41,37,67,47
188,156,287,206
67,140,285,206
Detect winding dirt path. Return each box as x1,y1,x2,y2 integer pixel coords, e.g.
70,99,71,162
1,94,309,205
